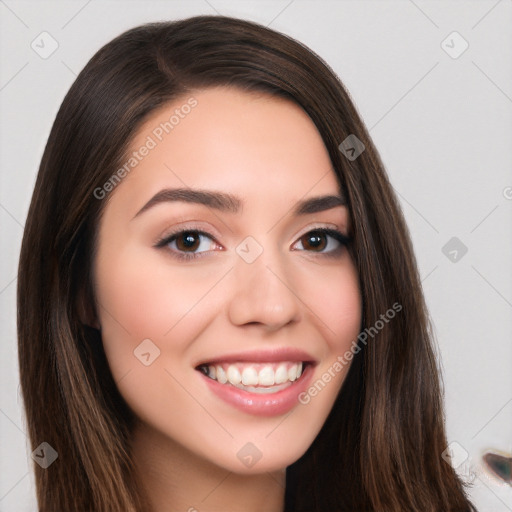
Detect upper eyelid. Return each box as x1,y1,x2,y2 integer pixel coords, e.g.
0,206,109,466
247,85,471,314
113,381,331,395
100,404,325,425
293,223,345,239
155,229,219,249
156,222,221,245
158,222,345,237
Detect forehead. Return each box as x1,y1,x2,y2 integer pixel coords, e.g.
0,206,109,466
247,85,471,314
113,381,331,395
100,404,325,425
110,86,342,211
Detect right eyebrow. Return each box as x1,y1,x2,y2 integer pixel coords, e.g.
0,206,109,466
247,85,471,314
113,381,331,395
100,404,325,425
132,188,242,219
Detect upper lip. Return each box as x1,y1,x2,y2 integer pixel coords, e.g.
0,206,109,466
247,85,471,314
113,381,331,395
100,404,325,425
194,347,317,367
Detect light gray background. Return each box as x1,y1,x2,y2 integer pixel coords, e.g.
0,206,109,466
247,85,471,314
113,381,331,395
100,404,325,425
1,1,511,510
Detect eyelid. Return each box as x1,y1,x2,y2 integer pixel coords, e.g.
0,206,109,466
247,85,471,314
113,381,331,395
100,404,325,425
290,226,351,252
154,222,222,247
293,223,346,240
153,224,223,260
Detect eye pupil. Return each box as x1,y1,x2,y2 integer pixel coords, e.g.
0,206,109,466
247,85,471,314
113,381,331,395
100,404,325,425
177,232,200,251
303,232,326,251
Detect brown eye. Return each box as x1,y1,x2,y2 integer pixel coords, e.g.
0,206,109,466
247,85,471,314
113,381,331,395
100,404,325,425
300,232,327,251
156,230,218,260
293,228,350,255
175,232,201,252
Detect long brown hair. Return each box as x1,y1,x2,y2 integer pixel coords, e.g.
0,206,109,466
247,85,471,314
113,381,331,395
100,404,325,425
18,15,476,511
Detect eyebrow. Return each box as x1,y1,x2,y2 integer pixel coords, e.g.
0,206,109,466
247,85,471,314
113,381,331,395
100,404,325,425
132,187,346,219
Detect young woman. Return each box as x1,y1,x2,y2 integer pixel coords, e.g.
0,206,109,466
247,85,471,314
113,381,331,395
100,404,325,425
17,15,477,511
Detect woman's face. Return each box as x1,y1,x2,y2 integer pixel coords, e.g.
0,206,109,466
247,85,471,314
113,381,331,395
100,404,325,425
93,86,362,474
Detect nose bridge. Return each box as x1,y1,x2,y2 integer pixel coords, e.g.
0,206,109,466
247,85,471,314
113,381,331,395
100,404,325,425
227,237,301,329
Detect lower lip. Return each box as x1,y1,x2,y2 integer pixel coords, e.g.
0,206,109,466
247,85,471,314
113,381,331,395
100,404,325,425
198,364,314,417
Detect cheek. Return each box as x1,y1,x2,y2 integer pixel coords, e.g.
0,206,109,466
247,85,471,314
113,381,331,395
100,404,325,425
93,243,227,377
296,255,362,352
327,268,362,384
320,274,362,347
292,257,362,408
92,245,229,435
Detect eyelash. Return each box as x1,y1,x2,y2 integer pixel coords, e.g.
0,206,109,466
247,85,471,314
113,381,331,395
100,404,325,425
155,227,351,261
155,228,221,261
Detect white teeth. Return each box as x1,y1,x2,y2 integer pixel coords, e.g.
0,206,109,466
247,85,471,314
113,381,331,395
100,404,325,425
202,361,304,389
274,364,288,384
241,367,259,386
258,365,275,386
227,365,242,385
216,365,227,384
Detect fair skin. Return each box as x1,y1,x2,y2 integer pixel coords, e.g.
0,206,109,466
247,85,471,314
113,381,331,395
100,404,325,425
92,87,362,512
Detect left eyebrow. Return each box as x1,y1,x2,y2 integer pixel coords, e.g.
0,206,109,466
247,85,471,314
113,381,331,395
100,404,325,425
293,194,347,215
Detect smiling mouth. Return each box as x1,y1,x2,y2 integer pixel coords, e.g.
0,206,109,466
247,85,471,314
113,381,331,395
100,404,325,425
196,361,311,394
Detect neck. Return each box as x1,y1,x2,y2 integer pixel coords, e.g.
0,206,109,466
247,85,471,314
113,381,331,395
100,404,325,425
131,421,286,512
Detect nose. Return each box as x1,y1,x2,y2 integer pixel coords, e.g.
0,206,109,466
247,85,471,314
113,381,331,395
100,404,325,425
227,247,302,331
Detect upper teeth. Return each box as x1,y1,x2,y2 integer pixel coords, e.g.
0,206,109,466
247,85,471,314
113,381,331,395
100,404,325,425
202,362,304,387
